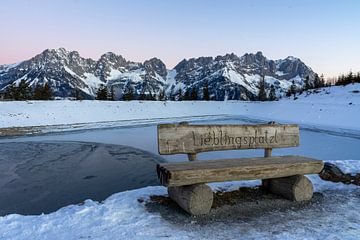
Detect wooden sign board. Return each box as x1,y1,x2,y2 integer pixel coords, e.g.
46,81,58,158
158,123,299,154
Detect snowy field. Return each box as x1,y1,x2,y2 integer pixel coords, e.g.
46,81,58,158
0,169,359,240
0,84,359,133
0,84,359,239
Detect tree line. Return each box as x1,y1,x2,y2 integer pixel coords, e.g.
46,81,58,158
3,73,344,102
95,83,212,101
257,73,326,101
334,71,360,86
1,80,53,100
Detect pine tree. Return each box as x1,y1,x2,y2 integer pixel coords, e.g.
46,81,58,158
258,75,267,101
33,85,43,100
169,92,176,101
304,76,311,90
33,83,53,100
73,89,84,100
190,88,197,100
109,85,115,101
42,83,53,100
146,91,156,101
347,71,354,83
158,89,166,101
291,80,297,97
96,85,108,100
123,86,134,101
320,74,325,87
139,91,146,100
4,83,16,100
177,89,183,101
203,83,210,101
269,85,277,101
313,74,325,88
17,80,31,100
182,89,190,101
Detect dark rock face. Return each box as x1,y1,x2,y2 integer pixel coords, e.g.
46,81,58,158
319,162,360,186
0,48,316,100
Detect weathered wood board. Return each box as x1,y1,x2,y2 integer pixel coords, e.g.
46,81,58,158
157,155,323,187
158,123,299,154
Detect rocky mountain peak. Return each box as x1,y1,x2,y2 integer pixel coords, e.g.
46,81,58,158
143,58,167,79
0,49,317,101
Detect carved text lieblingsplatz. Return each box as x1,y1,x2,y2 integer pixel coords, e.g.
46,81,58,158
192,130,278,147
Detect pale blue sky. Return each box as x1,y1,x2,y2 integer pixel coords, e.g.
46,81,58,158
0,0,359,77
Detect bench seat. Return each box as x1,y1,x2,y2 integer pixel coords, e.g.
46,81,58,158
157,155,324,187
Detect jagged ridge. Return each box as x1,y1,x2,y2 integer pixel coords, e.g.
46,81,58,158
0,48,317,100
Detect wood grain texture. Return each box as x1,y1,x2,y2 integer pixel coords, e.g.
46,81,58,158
168,184,213,215
264,175,314,201
157,155,324,187
158,123,299,155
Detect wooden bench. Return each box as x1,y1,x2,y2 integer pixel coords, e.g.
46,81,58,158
156,122,324,215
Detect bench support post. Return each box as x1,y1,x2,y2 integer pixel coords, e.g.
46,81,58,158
168,184,213,215
187,153,197,161
263,175,314,201
261,148,272,187
264,148,272,157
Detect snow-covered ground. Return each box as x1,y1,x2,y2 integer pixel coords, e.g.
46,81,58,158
0,84,359,239
0,84,359,133
0,164,359,240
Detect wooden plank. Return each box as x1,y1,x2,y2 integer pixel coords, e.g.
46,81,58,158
157,155,323,187
158,123,299,155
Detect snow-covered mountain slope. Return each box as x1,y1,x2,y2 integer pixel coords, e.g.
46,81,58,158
170,52,316,100
0,48,317,100
0,48,167,100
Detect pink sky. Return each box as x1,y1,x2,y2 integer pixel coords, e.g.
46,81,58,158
1,0,359,77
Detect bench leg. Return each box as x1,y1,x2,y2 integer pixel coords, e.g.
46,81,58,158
262,175,314,201
168,184,213,215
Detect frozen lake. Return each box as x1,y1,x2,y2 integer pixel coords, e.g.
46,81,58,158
2,117,359,161
0,117,359,215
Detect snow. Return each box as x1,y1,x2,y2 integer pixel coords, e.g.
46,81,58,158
119,69,145,83
0,84,359,133
166,69,177,85
0,160,359,239
107,69,124,80
83,73,104,95
63,66,77,77
285,56,298,61
224,69,258,94
0,84,359,239
275,71,286,76
0,61,23,74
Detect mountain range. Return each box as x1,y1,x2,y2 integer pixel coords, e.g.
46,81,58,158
0,48,317,100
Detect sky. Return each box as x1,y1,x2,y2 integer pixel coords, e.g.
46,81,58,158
0,0,359,77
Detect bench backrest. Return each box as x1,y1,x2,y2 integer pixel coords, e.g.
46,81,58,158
158,122,299,157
